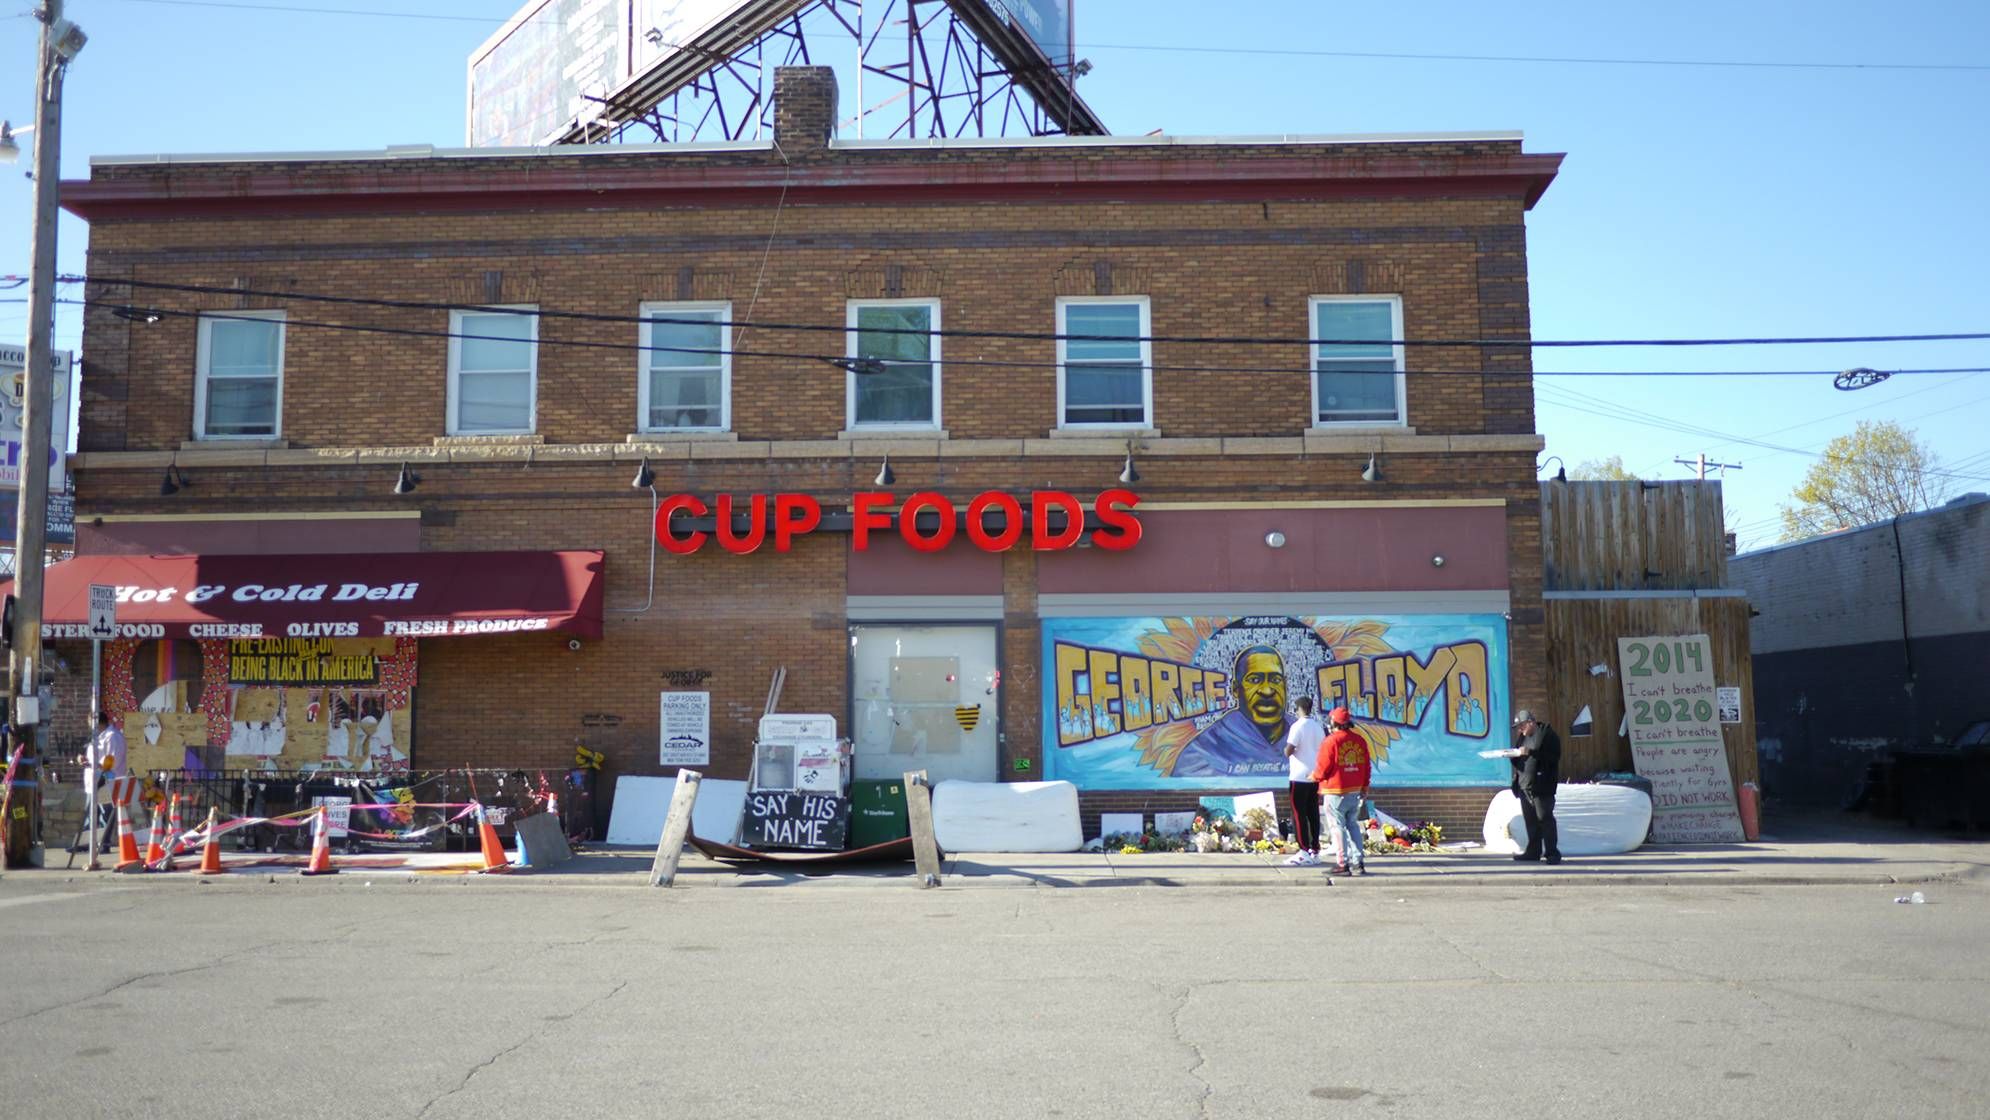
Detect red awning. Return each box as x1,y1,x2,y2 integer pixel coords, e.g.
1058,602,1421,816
15,551,605,640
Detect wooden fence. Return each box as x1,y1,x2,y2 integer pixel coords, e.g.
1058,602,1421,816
1538,479,1755,786
1542,480,1729,591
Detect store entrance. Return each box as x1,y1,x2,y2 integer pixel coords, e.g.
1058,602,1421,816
849,623,1000,784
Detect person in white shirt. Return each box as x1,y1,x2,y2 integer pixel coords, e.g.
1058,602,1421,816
75,711,126,854
1282,697,1327,866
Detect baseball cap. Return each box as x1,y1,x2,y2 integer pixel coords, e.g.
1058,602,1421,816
1512,709,1535,725
1328,706,1353,725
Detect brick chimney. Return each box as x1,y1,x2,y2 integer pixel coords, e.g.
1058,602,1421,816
773,66,838,153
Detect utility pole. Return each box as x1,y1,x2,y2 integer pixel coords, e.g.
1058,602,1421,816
1674,453,1744,481
11,1,85,740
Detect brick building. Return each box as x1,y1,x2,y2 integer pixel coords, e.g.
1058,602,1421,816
47,68,1561,837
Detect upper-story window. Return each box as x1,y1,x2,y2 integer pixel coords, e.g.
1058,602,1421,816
1057,297,1152,429
1311,295,1405,426
448,307,538,435
640,302,729,432
847,299,941,429
194,310,285,439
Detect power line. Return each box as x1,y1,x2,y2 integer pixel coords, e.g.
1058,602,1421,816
1074,41,1990,74
98,1,1990,74
1538,388,1990,486
66,276,1990,352
57,300,1990,384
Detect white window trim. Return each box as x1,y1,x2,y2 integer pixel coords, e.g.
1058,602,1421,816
447,305,539,436
845,297,943,431
638,301,731,434
1309,294,1407,429
1055,295,1153,431
193,309,286,441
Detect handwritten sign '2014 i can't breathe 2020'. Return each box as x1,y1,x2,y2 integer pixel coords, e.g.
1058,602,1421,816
1617,635,1746,843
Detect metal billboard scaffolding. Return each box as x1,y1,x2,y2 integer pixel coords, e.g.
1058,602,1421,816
468,0,1106,148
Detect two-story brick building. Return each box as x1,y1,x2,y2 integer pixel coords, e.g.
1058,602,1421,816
43,67,1560,836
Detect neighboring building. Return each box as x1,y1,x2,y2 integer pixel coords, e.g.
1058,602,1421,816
1731,493,1990,807
47,67,1561,837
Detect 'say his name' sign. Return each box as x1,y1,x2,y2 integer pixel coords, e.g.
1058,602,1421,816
740,791,850,851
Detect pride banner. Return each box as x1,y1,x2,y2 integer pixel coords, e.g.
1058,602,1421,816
1041,614,1509,790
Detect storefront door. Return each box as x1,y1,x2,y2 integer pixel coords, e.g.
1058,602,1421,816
850,624,1000,784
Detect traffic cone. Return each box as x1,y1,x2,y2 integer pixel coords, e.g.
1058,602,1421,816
198,807,225,875
475,805,509,873
300,805,339,876
159,794,184,871
113,780,144,872
141,803,168,869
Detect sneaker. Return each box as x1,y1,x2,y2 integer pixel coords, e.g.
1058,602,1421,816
1543,854,1563,865
1282,852,1309,867
1330,863,1350,876
1353,864,1368,876
1299,851,1323,866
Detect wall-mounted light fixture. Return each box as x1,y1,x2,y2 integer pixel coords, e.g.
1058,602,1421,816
159,463,191,496
630,456,655,489
1118,438,1141,485
393,462,421,495
874,454,895,487
1360,454,1381,483
1431,554,1446,568
1539,454,1567,483
1264,531,1287,549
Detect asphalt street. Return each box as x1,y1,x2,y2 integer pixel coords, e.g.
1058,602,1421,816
3,874,1986,1119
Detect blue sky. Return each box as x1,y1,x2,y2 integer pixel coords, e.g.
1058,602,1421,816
5,0,1986,549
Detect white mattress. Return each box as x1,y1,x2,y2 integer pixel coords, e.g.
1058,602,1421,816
932,779,1083,853
605,775,748,847
1482,785,1651,856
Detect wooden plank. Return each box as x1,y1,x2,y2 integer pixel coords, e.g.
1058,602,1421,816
903,769,943,888
647,769,703,888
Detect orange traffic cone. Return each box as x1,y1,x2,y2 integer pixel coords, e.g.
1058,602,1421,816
475,805,509,873
300,805,339,876
141,803,168,870
198,807,225,875
113,779,144,873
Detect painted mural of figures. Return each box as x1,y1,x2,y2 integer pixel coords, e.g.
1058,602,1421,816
1455,673,1487,736
1170,645,1292,779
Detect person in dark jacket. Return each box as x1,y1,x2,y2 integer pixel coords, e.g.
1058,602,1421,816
1509,709,1562,864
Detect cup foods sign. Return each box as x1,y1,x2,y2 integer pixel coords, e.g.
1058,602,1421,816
655,489,1142,555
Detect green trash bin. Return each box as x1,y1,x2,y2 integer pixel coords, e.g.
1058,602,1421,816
848,779,911,849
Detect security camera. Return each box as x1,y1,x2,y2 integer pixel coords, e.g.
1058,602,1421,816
51,19,88,62
567,638,582,651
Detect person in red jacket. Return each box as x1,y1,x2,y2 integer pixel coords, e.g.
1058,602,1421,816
1311,706,1372,875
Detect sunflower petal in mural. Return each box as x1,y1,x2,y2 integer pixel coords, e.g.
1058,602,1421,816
1312,619,1405,765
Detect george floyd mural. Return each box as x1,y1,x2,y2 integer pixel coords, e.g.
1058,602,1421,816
1043,615,1509,790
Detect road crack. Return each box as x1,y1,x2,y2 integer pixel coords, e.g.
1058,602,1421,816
416,980,629,1118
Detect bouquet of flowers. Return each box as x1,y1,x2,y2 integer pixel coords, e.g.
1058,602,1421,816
1363,819,1445,854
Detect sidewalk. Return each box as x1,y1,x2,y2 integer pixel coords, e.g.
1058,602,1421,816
9,810,1987,890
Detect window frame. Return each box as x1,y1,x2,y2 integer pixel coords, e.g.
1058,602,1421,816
637,300,732,434
1055,295,1153,431
192,309,287,441
845,297,943,431
1309,294,1407,428
447,305,540,436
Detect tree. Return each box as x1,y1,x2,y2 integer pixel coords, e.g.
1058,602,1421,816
1778,420,1947,540
1569,455,1640,481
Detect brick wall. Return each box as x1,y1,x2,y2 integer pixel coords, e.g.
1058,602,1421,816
60,79,1555,807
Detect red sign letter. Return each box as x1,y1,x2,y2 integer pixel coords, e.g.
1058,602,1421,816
899,492,958,553
851,492,895,552
1090,488,1142,551
656,495,708,555
772,493,822,552
714,493,768,555
965,491,1024,551
1031,490,1085,551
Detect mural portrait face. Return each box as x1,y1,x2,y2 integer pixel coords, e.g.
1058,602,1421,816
1235,646,1289,742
